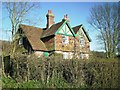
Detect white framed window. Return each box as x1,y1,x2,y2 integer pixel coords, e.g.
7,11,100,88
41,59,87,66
63,52,68,59
79,38,85,47
62,35,69,44
80,53,84,59
70,53,73,59
19,38,23,45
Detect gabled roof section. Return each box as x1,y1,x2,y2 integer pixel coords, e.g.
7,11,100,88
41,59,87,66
55,20,76,37
72,24,91,42
41,21,64,38
72,24,82,34
41,20,76,38
19,24,47,51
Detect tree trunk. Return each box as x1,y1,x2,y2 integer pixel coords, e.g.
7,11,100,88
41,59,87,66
2,55,6,77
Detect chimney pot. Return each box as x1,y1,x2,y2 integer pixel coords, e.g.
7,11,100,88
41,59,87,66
46,10,54,28
64,15,66,19
48,10,50,13
63,14,70,22
66,14,68,18
50,10,52,13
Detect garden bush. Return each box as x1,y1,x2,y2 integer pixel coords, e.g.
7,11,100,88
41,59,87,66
2,55,119,88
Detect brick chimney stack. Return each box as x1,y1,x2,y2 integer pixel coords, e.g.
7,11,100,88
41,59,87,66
63,14,70,22
46,10,55,28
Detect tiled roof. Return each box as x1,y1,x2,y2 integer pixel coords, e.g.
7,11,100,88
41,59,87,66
41,20,64,38
72,24,91,42
19,21,91,51
20,24,47,51
72,24,82,34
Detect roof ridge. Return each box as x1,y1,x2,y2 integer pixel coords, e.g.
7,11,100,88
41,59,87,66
72,24,82,29
41,20,65,38
20,24,47,51
20,24,42,29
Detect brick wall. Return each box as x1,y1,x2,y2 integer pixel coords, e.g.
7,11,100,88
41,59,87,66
42,36,54,51
55,35,74,51
75,30,90,54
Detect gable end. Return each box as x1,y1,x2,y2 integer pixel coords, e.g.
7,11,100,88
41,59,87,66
55,20,76,37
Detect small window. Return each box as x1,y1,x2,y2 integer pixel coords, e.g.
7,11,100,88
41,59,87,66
19,38,23,45
80,53,84,59
18,28,23,34
62,35,69,44
79,38,85,47
63,52,68,59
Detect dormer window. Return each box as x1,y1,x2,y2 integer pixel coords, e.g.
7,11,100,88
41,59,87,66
62,35,69,44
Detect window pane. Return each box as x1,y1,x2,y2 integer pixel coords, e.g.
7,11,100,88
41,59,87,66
79,38,85,47
80,53,84,59
62,35,69,44
19,38,23,45
63,52,68,59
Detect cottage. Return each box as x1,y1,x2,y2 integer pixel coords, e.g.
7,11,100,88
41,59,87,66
17,10,91,59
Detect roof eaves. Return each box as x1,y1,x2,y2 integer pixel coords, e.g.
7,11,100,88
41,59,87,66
81,25,92,42
55,20,67,35
41,21,64,38
55,20,76,37
41,34,55,39
66,21,76,37
72,24,82,34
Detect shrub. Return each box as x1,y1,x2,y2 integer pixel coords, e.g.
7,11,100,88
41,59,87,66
2,55,119,88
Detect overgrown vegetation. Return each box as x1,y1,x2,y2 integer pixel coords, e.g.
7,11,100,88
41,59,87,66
1,41,119,88
2,54,119,88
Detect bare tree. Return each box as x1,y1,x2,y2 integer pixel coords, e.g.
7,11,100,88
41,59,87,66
88,3,120,58
3,2,41,79
3,2,40,37
3,2,41,54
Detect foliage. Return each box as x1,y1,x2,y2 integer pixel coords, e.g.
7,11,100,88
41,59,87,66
2,76,17,88
1,40,11,56
90,51,106,59
2,76,41,88
2,55,119,88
